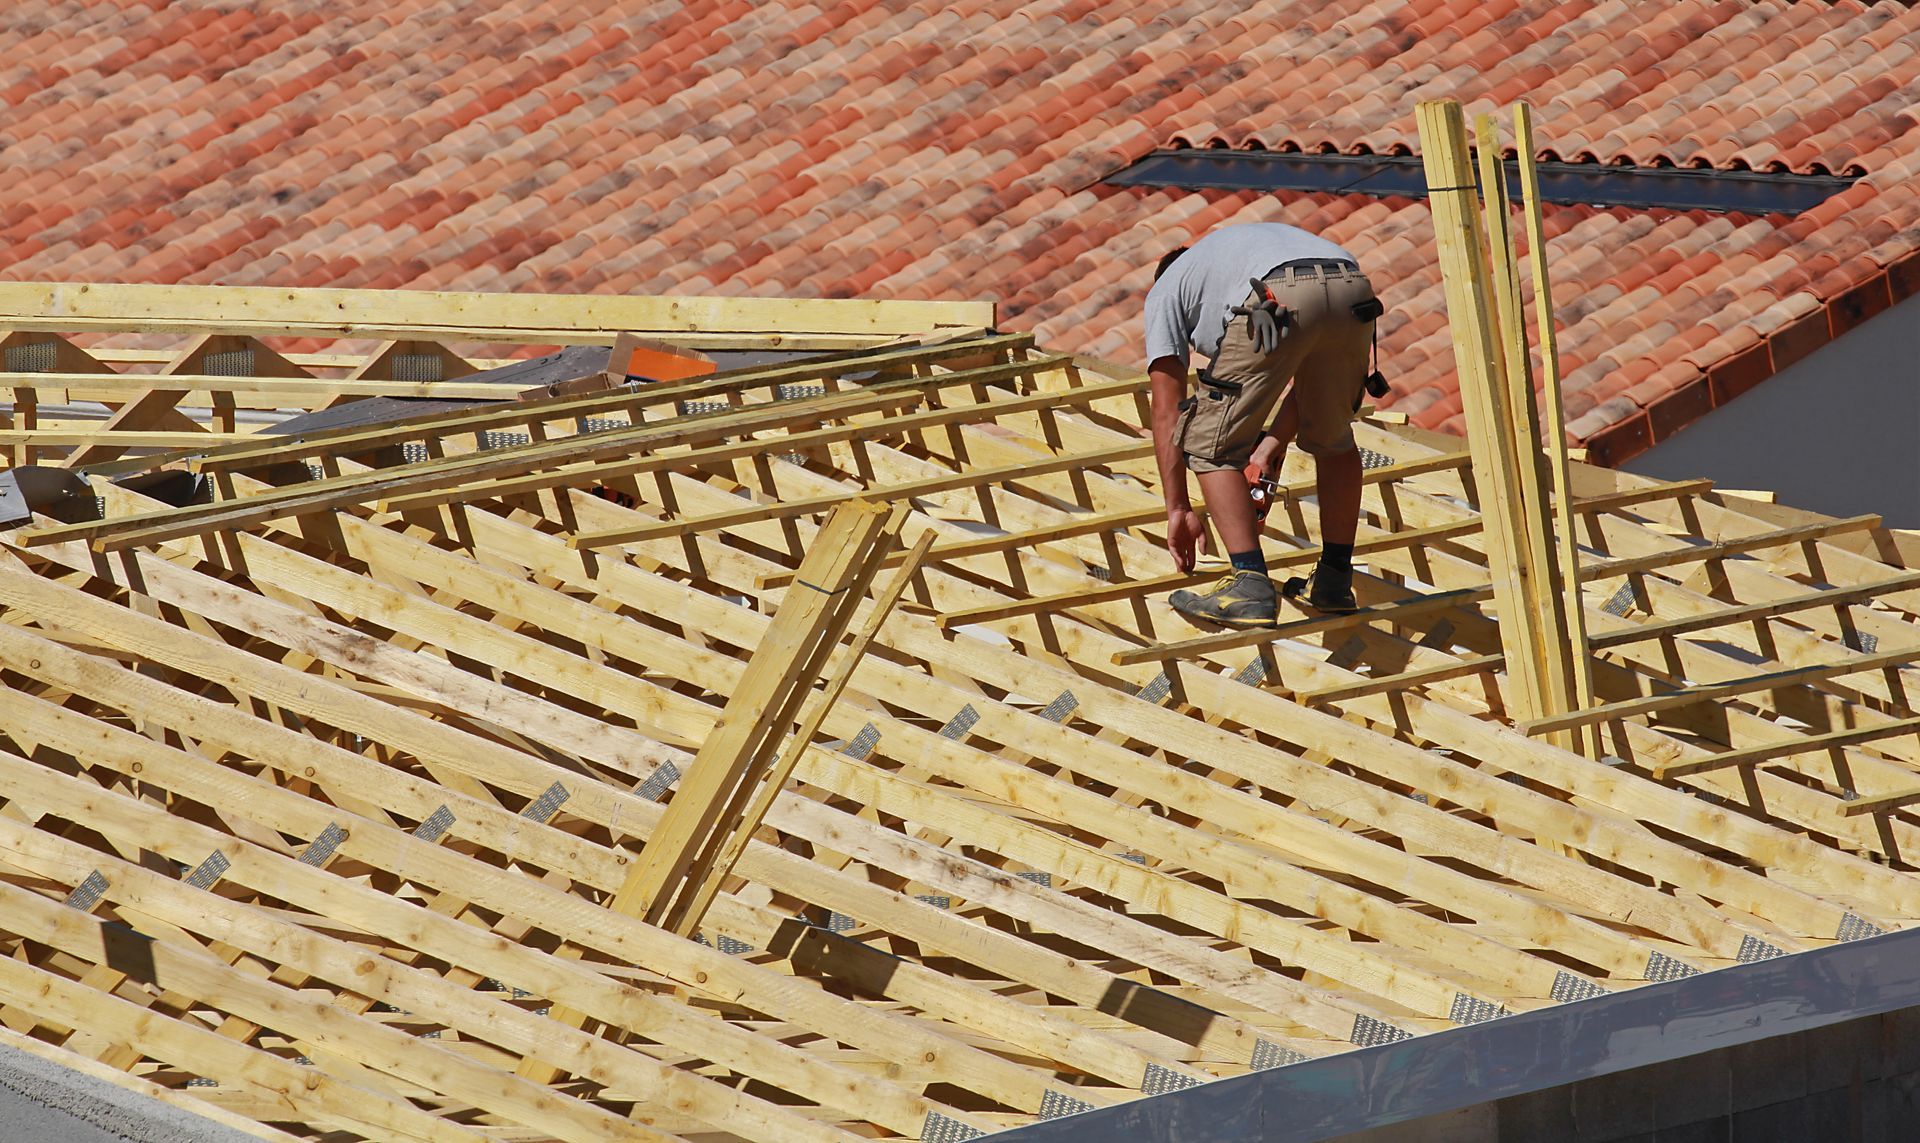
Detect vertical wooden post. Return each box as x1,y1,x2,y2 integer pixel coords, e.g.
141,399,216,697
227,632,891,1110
1415,99,1549,725
0,333,106,469
1515,102,1599,755
1476,112,1581,751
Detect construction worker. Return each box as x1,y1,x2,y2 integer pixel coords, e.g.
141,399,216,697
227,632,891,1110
1144,222,1381,626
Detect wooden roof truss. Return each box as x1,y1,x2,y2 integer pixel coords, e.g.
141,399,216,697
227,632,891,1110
0,285,1915,1139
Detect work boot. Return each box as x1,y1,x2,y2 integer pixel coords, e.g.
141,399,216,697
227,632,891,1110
1281,564,1358,613
1169,570,1277,628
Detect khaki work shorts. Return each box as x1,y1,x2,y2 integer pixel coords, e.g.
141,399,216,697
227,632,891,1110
1177,263,1377,471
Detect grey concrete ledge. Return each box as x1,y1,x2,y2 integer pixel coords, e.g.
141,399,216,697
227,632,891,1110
0,1040,272,1143
996,921,1920,1142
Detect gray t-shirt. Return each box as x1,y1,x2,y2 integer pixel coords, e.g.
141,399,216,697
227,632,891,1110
1143,223,1357,367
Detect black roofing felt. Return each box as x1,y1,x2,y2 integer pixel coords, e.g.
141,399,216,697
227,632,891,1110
262,396,502,437
1107,150,1860,215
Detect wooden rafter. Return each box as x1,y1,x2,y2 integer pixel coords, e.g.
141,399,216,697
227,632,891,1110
0,281,1914,1142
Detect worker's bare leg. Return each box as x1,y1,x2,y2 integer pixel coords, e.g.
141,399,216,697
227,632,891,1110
1166,393,1301,629
1168,468,1277,626
1179,377,1300,562
1290,444,1362,611
1315,446,1361,546
1259,391,1300,472
1196,467,1261,554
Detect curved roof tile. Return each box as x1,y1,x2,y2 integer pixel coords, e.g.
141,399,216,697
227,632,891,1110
5,0,1920,457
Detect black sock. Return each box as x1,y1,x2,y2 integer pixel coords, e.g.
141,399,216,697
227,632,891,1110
1229,549,1268,575
1319,542,1354,571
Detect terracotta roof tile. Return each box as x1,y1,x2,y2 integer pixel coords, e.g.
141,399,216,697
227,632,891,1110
4,1,1918,456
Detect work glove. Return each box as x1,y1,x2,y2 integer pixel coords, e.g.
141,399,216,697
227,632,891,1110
1229,278,1288,355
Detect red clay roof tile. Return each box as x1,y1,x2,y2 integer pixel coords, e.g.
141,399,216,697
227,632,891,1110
4,1,1917,458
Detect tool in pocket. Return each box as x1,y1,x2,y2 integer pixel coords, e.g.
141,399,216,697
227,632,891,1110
1351,296,1390,400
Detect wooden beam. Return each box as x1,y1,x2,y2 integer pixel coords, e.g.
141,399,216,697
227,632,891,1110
568,441,1152,550
1301,569,1920,706
1515,101,1599,753
761,502,1167,591
0,429,260,447
0,1026,303,1143
1477,110,1579,744
0,372,514,401
1655,716,1920,780
1592,572,1920,651
1113,585,1490,667
1298,651,1504,705
23,388,925,552
686,526,937,931
0,282,996,339
1519,645,1920,737
379,367,1130,517
1837,779,1920,817
1417,99,1550,724
614,501,904,936
88,347,521,370
0,940,485,1142
1117,514,1889,668
87,335,1034,477
61,334,308,469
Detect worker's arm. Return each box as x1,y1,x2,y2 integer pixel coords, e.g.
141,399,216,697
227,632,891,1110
1149,355,1208,573
1248,391,1300,476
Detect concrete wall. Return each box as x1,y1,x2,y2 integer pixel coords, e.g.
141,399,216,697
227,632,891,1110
0,1040,271,1143
1333,1006,1920,1143
1623,292,1920,528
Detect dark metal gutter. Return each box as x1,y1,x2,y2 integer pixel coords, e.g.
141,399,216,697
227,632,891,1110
994,922,1920,1141
1106,150,1859,215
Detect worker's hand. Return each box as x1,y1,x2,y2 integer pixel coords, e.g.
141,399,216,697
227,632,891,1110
1229,278,1288,356
1248,430,1285,479
1243,461,1274,522
1165,504,1210,574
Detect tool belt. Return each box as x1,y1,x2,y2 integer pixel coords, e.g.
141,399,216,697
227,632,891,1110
1266,258,1359,277
1214,263,1390,404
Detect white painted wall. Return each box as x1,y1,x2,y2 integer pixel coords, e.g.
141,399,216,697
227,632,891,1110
1624,291,1920,527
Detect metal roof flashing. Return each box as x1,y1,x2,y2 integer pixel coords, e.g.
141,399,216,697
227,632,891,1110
994,924,1920,1142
